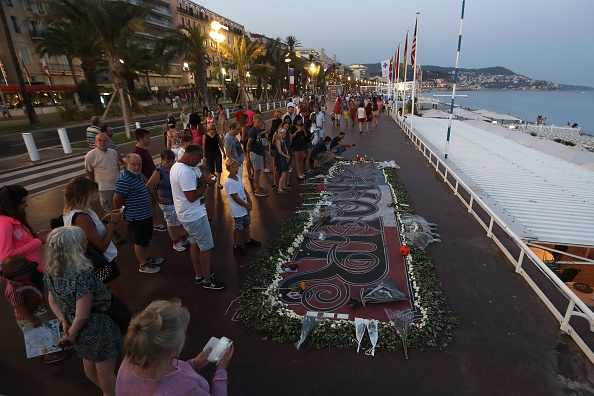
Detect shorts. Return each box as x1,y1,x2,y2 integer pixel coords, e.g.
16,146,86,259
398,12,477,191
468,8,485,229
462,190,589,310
99,190,115,212
249,151,264,170
159,203,181,227
358,118,365,123
233,213,251,230
205,151,223,174
181,215,214,251
304,141,313,151
129,216,153,247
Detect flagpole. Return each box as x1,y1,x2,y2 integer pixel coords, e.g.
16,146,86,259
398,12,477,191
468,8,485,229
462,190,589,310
394,42,400,113
401,31,409,118
445,0,466,159
410,13,420,137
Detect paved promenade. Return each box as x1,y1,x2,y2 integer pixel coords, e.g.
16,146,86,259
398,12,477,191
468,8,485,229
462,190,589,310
1,109,593,395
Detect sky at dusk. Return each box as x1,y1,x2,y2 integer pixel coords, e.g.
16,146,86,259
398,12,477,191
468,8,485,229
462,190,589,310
203,0,594,87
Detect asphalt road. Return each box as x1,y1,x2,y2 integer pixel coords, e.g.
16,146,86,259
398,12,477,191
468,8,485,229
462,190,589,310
0,113,170,157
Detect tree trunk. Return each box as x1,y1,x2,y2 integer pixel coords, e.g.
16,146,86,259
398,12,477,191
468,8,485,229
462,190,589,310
0,3,38,124
109,58,134,138
81,65,103,114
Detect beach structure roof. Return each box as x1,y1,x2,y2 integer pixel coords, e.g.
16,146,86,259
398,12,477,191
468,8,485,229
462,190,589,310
473,109,523,123
406,116,594,248
453,107,489,121
419,109,451,119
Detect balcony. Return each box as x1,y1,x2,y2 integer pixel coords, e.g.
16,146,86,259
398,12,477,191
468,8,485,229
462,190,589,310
30,29,46,39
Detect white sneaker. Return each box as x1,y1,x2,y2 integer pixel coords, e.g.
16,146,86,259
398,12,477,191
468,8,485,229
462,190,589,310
173,242,186,252
263,168,271,173
139,264,160,274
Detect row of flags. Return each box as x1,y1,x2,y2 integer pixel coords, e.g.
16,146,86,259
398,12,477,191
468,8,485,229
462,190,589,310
381,16,418,83
0,56,51,85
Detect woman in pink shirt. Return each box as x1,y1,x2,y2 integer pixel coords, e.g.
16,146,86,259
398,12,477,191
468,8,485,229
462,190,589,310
0,185,50,290
116,299,233,396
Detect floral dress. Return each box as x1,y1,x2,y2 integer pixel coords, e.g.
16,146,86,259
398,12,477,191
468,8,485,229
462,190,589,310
45,269,122,362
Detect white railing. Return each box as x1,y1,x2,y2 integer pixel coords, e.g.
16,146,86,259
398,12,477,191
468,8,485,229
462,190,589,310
393,114,594,364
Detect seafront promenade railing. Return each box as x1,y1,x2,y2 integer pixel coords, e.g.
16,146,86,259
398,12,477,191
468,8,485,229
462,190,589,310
394,114,594,365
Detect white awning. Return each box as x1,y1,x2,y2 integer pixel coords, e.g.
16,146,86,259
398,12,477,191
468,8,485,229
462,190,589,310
406,116,594,248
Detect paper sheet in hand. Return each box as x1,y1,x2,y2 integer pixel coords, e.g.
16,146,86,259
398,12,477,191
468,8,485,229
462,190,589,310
23,319,62,358
203,336,232,363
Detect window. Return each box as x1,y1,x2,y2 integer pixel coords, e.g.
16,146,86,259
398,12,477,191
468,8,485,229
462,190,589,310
36,2,44,13
23,0,32,11
10,16,22,34
18,45,32,64
5,0,15,7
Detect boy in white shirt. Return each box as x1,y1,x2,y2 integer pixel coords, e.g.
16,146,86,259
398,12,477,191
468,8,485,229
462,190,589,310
224,158,261,255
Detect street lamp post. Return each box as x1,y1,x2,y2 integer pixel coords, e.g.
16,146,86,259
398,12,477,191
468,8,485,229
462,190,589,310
285,57,291,94
210,21,226,107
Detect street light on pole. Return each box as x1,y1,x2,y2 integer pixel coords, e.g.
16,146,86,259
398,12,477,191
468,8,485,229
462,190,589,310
285,57,291,94
210,21,226,106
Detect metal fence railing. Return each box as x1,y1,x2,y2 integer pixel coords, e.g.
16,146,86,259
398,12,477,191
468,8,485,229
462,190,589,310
393,114,594,365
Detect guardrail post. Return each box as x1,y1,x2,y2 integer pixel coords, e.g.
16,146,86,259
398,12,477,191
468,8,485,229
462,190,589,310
258,104,262,112
135,122,141,130
560,300,576,334
515,250,525,273
226,109,230,119
22,133,40,162
57,128,72,154
267,103,269,111
487,218,494,238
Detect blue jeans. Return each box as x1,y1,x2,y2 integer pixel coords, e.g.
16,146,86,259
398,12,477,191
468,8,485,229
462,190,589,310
335,145,347,156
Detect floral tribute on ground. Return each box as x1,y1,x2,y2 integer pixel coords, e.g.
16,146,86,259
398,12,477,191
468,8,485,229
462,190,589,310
237,161,458,353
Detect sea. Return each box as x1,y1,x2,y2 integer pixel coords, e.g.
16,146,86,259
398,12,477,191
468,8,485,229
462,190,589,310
423,90,594,136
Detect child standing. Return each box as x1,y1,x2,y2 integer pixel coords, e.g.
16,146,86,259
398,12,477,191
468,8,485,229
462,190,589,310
2,255,69,363
224,158,261,256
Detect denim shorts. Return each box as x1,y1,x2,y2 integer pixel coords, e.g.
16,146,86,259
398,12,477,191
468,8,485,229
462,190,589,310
181,215,214,250
249,152,264,170
233,214,251,230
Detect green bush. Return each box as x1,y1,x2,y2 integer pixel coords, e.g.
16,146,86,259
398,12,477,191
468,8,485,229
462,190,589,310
55,101,91,121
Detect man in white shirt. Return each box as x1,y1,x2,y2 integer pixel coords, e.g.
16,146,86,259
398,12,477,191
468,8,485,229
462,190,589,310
85,133,121,214
170,144,225,290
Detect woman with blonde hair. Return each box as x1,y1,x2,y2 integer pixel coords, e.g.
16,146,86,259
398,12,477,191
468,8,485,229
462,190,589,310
45,226,123,396
63,176,125,300
116,299,233,395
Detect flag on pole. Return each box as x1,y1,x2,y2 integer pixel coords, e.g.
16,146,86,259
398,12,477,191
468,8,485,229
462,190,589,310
389,56,393,81
381,59,390,78
0,60,7,85
20,53,30,79
411,18,418,66
42,58,50,77
395,43,401,82
402,34,408,79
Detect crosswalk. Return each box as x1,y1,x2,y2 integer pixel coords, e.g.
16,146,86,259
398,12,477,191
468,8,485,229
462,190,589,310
0,154,161,197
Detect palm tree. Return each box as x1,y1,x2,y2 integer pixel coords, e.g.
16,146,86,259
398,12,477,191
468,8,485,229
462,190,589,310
220,35,266,107
44,0,154,137
0,2,38,124
119,41,162,99
36,24,104,114
157,25,213,109
284,36,301,53
251,37,283,100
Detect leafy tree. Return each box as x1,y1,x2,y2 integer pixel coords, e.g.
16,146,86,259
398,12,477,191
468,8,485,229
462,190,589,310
36,22,103,114
157,25,213,109
119,41,162,99
220,35,266,107
44,0,154,137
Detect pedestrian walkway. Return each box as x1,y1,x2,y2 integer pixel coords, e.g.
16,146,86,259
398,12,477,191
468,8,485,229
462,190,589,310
1,106,593,396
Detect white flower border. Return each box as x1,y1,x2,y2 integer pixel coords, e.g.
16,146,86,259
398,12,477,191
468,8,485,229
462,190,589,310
258,162,428,329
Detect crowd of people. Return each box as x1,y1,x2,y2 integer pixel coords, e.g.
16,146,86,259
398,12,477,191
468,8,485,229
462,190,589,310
0,91,387,395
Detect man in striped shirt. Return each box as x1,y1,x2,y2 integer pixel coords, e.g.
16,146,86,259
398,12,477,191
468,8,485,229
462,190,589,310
86,116,103,148
114,153,163,274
